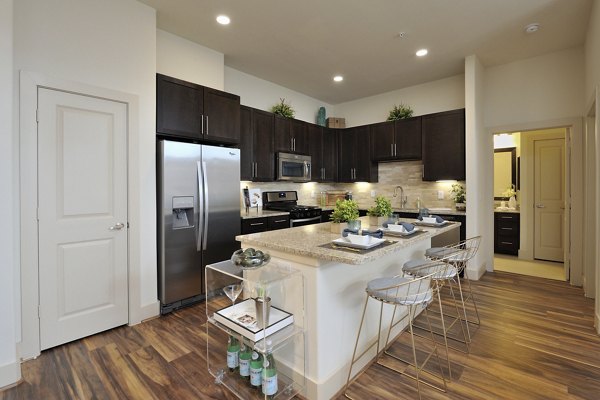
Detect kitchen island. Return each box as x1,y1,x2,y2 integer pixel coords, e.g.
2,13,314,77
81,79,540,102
236,217,459,400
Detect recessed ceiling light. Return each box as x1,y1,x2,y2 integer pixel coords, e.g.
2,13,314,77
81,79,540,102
333,75,344,82
416,49,428,57
524,23,540,33
216,15,231,25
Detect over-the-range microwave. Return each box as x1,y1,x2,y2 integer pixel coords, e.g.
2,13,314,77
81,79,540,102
276,152,311,182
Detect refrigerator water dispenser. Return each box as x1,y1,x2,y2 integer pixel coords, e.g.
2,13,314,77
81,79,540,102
172,196,194,229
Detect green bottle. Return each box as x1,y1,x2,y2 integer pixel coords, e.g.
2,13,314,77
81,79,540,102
238,339,252,380
249,350,263,390
226,335,240,372
261,340,278,399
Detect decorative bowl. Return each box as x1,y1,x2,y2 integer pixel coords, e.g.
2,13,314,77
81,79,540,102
231,248,271,270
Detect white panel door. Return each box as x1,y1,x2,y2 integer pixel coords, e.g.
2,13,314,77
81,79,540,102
534,138,565,262
38,88,128,350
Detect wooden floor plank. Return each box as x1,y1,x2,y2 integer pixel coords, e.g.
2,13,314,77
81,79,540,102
2,270,600,400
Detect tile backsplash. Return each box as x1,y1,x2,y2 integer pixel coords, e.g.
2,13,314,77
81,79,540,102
241,161,465,210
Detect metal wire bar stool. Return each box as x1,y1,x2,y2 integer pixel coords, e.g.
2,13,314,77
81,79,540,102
401,253,467,378
425,236,482,343
343,262,447,400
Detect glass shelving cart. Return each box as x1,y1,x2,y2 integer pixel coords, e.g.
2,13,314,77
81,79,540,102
205,259,305,400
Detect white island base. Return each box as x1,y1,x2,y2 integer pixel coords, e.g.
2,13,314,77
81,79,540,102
237,219,458,399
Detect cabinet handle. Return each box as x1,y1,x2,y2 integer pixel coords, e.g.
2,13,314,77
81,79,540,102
250,222,265,226
273,219,287,223
501,227,513,231
394,143,397,157
501,241,513,245
205,115,209,134
391,143,394,156
501,216,513,219
201,114,204,134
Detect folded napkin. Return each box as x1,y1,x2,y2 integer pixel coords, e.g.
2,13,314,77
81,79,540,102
399,222,415,232
431,215,445,223
360,229,384,239
342,228,359,237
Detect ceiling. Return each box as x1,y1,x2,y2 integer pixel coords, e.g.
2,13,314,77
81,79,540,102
139,0,593,104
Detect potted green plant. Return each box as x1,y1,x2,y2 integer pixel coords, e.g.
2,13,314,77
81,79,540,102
450,183,466,211
387,103,414,121
329,199,360,233
270,98,295,118
367,195,393,226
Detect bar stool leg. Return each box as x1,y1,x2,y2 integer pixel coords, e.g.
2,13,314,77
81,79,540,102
407,305,422,398
434,282,452,379
343,295,370,399
422,307,447,393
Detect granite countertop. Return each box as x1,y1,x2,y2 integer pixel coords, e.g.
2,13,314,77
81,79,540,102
236,216,460,265
240,208,290,219
494,208,520,214
393,208,467,216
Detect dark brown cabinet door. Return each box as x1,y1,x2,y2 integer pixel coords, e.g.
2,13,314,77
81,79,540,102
422,109,465,181
156,74,203,139
268,215,290,230
239,106,253,180
370,121,395,161
307,124,323,181
203,88,240,144
395,117,422,160
353,126,376,182
322,128,338,181
290,119,308,154
252,110,274,181
338,129,355,182
241,217,269,234
273,115,292,153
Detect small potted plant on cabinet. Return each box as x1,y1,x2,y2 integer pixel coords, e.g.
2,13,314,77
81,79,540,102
329,199,360,233
450,183,466,211
367,195,393,226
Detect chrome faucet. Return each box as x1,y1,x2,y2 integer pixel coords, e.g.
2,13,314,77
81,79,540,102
393,186,408,209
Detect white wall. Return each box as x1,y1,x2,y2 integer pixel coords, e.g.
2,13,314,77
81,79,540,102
333,75,465,127
585,1,600,102
14,0,158,357
0,0,20,389
225,66,332,124
465,55,492,278
484,47,584,128
157,29,224,90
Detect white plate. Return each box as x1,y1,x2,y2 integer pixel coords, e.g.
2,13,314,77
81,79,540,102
382,227,420,237
332,236,385,250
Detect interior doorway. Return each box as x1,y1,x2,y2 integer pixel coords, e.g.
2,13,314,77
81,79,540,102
492,128,568,281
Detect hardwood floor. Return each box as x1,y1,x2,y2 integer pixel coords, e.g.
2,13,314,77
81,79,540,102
2,271,600,400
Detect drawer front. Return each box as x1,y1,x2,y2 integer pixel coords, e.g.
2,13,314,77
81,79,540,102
495,213,519,223
241,217,269,234
268,215,291,230
495,222,519,235
495,239,519,255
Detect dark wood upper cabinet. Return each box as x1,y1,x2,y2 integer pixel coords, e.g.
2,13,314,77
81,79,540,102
339,126,377,182
251,109,275,181
239,107,274,182
307,124,338,182
156,74,240,144
274,116,308,154
422,109,465,181
239,106,253,181
370,118,421,161
395,117,422,160
156,75,203,139
370,121,396,161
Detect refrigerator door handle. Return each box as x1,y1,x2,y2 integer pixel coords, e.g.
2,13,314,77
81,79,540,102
201,161,209,251
197,161,204,252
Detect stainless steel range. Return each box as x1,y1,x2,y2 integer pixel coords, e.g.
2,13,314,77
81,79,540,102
262,191,322,227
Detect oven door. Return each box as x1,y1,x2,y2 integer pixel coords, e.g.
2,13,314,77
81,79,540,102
290,215,322,227
277,153,311,182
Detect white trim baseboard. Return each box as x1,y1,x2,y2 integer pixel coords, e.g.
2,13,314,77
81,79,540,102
596,312,600,335
0,360,21,390
467,261,487,280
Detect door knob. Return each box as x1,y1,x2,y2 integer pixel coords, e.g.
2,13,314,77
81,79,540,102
109,222,125,230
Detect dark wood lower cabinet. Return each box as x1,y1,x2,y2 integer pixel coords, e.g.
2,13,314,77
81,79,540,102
241,215,291,234
494,212,520,255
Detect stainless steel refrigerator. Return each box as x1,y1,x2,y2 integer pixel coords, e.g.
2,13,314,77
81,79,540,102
157,140,240,314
